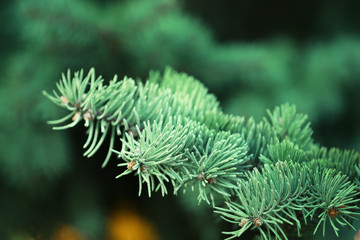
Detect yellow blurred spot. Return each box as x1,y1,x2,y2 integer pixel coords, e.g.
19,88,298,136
51,225,84,240
355,229,360,240
107,208,159,240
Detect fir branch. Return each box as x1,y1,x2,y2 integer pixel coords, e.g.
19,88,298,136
43,68,252,203
115,117,195,197
177,126,250,205
264,103,313,150
215,161,309,240
308,168,360,237
308,146,360,184
259,139,307,165
216,162,360,240
44,68,360,240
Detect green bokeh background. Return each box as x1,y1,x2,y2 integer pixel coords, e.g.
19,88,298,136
0,0,359,239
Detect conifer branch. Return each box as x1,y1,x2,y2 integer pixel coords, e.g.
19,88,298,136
44,68,360,239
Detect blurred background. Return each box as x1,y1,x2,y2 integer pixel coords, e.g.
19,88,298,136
0,0,359,239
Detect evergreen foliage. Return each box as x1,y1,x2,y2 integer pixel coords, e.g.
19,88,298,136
44,68,360,239
2,0,360,238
